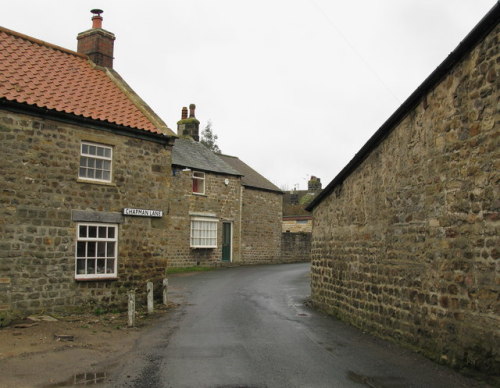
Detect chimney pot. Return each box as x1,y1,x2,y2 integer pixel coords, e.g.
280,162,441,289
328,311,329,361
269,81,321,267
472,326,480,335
77,9,115,68
92,15,103,29
91,9,104,28
181,107,188,120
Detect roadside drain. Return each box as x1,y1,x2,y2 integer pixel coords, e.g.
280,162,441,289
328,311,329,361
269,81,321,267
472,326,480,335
43,371,107,387
74,372,107,385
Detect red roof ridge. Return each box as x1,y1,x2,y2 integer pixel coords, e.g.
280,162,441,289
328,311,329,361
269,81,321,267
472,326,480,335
0,26,86,59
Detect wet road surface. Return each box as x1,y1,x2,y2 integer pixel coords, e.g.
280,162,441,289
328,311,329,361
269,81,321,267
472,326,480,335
110,263,489,388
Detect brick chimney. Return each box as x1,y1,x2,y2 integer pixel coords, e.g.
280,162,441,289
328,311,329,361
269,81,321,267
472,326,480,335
77,9,115,68
177,104,200,141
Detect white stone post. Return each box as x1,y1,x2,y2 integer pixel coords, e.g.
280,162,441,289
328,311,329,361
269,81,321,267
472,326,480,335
128,290,135,327
163,278,168,306
147,281,154,314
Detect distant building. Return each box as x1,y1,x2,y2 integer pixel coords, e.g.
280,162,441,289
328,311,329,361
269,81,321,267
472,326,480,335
282,176,322,233
169,105,283,267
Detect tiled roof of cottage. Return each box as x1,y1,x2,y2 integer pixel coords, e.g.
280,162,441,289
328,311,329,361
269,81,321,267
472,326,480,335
172,138,242,176
218,154,282,193
0,26,175,137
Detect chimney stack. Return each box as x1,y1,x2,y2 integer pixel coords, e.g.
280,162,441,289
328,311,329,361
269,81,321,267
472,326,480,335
177,104,200,141
308,176,322,192
77,9,115,68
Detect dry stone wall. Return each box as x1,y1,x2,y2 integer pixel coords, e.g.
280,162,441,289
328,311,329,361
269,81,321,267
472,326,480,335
0,111,172,313
281,232,311,263
311,25,499,374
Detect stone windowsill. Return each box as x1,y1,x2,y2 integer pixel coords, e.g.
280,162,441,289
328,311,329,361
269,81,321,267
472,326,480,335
76,178,117,187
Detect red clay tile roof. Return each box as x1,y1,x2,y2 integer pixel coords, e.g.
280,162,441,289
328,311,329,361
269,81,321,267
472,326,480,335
0,27,174,137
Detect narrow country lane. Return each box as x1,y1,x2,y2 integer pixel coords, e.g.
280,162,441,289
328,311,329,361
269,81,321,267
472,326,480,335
110,263,489,388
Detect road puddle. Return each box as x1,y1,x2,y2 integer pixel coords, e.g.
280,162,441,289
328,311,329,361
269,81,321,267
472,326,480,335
43,371,107,387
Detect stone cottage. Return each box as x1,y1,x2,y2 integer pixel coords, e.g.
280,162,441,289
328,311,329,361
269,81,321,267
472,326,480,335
169,105,283,267
0,11,177,314
218,153,283,264
306,4,499,375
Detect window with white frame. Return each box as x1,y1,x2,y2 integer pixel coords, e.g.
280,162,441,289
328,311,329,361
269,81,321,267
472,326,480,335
192,171,205,194
190,217,217,248
76,223,117,279
79,142,112,182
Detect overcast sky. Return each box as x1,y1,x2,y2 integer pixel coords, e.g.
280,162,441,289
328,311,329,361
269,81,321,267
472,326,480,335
2,1,496,190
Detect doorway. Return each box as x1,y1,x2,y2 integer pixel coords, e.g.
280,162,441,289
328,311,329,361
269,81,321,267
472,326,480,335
222,222,232,262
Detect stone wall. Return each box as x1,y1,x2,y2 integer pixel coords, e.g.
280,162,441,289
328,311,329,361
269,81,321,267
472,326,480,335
282,218,313,233
241,188,282,264
166,169,242,267
310,25,499,374
0,110,172,313
281,232,311,263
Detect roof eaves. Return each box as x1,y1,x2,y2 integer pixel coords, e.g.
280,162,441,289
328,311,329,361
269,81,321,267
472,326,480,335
242,183,284,194
0,98,173,145
172,165,243,177
306,3,500,212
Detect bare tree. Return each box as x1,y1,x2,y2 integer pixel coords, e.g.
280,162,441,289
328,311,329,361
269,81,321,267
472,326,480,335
200,121,221,154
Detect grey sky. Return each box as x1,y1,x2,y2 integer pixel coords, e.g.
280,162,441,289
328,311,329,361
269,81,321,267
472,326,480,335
2,1,496,190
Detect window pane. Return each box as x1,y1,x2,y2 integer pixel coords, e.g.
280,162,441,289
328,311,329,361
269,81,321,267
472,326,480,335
76,259,86,274
104,148,111,158
108,227,115,239
79,167,87,178
96,159,103,169
87,259,96,274
79,225,87,237
77,242,86,258
98,227,107,238
107,242,115,257
103,171,110,181
106,259,115,274
89,145,96,155
95,170,103,180
88,226,97,238
97,147,104,157
82,144,88,154
97,259,106,274
87,241,96,257
87,169,95,179
97,242,106,258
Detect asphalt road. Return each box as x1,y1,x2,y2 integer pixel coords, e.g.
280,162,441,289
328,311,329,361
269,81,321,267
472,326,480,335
111,263,489,388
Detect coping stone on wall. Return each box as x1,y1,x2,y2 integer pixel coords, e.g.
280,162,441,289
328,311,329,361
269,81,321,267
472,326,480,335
71,210,124,224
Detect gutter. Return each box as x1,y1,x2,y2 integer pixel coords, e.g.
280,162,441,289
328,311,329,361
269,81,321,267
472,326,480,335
1,98,175,146
306,3,500,212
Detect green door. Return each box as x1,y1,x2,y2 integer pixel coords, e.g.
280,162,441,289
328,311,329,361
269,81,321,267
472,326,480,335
222,222,232,262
